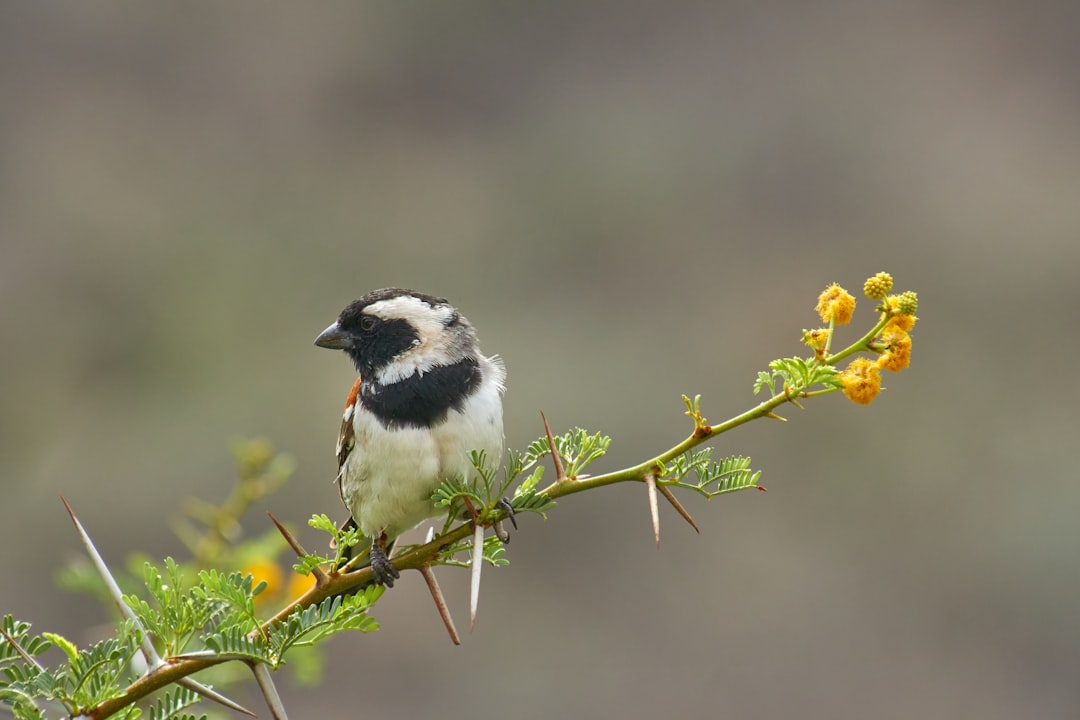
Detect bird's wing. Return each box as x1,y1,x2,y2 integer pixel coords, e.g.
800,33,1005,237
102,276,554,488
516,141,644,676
335,376,362,507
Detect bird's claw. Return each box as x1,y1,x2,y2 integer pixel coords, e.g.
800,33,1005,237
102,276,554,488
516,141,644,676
493,497,517,544
369,537,400,587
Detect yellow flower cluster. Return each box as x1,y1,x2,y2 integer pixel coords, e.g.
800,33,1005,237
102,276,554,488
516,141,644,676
876,327,912,372
863,272,893,300
839,357,881,405
242,558,315,605
802,328,830,358
815,283,856,324
822,274,919,406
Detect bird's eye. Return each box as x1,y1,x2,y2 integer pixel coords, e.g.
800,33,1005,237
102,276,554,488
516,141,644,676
359,316,378,332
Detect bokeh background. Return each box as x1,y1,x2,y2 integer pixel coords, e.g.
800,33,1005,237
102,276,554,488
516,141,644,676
3,3,1079,718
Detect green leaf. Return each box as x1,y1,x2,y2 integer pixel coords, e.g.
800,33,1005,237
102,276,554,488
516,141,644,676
308,514,338,534
553,428,611,477
147,685,203,720
755,356,843,396
660,449,762,499
40,633,77,664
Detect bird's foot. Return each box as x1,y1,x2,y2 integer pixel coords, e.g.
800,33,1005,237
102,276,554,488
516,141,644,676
493,498,518,544
370,535,400,587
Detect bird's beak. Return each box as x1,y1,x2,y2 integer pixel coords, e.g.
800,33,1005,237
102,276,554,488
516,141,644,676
314,321,352,349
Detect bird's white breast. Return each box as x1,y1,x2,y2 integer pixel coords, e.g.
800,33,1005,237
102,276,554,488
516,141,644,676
341,356,505,540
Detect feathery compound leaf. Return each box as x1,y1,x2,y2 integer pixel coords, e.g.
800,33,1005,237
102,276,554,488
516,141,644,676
753,370,776,396
200,626,272,664
554,428,611,477
147,685,204,720
521,437,554,466
308,513,338,535
436,534,512,569
0,687,43,720
660,449,761,498
66,620,142,707
268,592,379,659
510,473,556,518
756,357,843,396
1,616,52,666
432,478,482,512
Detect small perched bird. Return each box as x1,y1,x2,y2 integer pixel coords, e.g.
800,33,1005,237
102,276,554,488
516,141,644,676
314,288,506,587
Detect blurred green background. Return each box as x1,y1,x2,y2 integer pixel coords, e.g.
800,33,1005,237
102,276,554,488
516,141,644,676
3,3,1079,718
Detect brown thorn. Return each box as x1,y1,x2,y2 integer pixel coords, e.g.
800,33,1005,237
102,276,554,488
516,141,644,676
419,563,461,645
643,473,661,548
764,412,788,421
268,513,306,557
656,484,700,534
60,495,76,524
268,512,327,583
540,410,567,481
462,496,480,524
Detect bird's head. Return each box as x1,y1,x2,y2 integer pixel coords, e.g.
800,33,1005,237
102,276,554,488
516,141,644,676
314,288,480,383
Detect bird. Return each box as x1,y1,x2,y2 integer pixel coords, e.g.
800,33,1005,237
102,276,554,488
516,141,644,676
314,288,506,587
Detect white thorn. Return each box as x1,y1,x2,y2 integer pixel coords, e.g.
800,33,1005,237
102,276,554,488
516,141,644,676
469,524,484,632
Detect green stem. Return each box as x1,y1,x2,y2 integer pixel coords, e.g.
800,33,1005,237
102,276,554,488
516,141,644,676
541,387,799,499
87,657,221,719
826,313,890,366
800,387,840,399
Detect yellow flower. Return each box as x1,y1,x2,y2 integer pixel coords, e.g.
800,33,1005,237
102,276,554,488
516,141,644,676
886,313,917,332
863,272,893,300
876,328,912,372
896,290,918,316
286,570,316,601
839,357,881,405
243,558,285,603
884,295,918,332
803,328,829,349
816,283,856,325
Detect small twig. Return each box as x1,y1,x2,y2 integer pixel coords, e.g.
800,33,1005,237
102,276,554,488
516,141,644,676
0,626,63,716
418,563,460,645
250,662,289,720
656,484,700,534
540,411,567,481
268,512,327,583
643,473,661,547
62,497,255,719
0,627,46,673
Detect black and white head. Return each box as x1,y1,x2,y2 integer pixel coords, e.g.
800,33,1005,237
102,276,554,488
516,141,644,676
314,288,503,430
